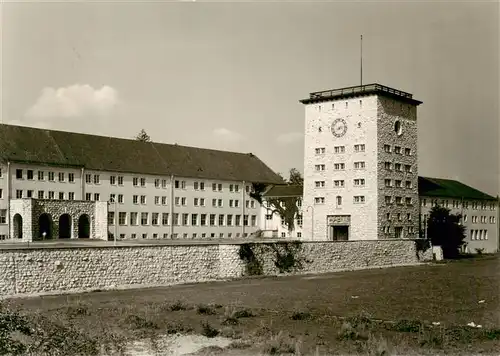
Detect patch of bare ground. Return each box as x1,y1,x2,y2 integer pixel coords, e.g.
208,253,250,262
2,254,499,355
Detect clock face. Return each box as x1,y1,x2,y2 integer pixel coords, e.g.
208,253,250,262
331,118,347,138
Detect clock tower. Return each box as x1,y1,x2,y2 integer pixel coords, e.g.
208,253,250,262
299,84,423,241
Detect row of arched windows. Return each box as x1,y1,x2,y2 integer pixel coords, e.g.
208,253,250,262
12,213,90,240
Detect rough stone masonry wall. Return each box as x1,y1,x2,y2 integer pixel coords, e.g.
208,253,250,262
0,239,431,299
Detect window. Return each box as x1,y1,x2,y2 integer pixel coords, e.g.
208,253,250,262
334,146,345,153
395,196,403,205
354,144,365,152
384,162,392,170
133,177,139,186
194,198,199,206
141,212,148,225
49,172,55,181
234,200,240,208
235,215,241,226
16,169,22,179
0,168,2,178
251,215,257,226
200,198,205,206
163,233,168,239
200,182,205,190
394,146,402,154
354,196,365,204
69,192,75,200
405,197,412,205
162,179,167,188
131,233,137,239
297,232,302,238
384,179,392,187
354,179,365,187
181,197,186,206
94,175,100,184
210,214,216,226
354,161,365,169
119,212,126,225
175,197,180,206
315,181,325,188
154,179,160,188
384,144,391,153
404,148,411,156
404,164,412,173
201,214,207,226
194,182,199,190
140,178,146,187
27,170,34,180
182,214,189,226
48,191,55,199
142,234,147,239
334,163,345,170
212,183,217,191
395,180,402,188
16,190,23,199
336,196,342,206
162,196,167,205
94,193,100,201
314,197,325,204
191,214,198,226
405,180,412,189
243,215,249,226
118,176,124,185
0,189,4,199
219,214,225,226
162,213,169,225
490,216,496,224
152,213,159,225
38,171,44,180
108,212,115,225
315,147,326,154
315,164,326,171
38,191,44,199
140,195,146,204
227,214,233,226
110,176,116,185
109,194,116,203
385,196,392,204
229,184,234,192
297,214,303,226
118,194,124,203
0,209,6,224
212,198,217,207
395,163,402,172
218,184,222,191
154,196,160,205
57,172,64,182
59,192,64,200
334,180,345,187
133,195,139,204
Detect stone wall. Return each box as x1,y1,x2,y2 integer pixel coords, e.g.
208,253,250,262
0,239,430,299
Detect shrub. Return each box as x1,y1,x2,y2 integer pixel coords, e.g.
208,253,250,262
197,304,217,315
169,300,187,311
201,322,219,338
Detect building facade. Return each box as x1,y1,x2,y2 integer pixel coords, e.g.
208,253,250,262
257,178,499,253
0,124,283,241
419,176,498,254
299,84,422,241
259,185,304,239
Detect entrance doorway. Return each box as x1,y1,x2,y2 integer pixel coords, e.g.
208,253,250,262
78,214,90,238
39,213,52,239
13,214,23,239
59,214,71,239
329,225,349,241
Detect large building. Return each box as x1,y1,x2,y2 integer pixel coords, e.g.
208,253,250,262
299,84,421,241
0,124,283,241
258,178,499,253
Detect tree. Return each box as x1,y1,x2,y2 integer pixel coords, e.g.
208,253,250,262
265,168,303,234
426,205,466,259
135,129,151,142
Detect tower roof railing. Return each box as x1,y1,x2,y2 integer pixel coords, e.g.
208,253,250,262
309,83,413,100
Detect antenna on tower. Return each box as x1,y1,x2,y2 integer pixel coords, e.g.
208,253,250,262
360,34,363,87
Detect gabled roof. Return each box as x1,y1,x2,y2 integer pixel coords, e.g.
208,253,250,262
0,124,283,184
263,185,303,198
418,177,496,201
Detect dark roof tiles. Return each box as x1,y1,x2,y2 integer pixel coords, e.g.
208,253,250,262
0,124,283,184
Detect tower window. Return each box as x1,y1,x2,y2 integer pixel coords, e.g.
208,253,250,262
394,120,402,135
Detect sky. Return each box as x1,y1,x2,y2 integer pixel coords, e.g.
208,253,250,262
1,0,499,196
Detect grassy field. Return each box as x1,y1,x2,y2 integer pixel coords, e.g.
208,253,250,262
1,254,499,355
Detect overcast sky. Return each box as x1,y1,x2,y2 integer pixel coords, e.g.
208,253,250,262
1,0,498,196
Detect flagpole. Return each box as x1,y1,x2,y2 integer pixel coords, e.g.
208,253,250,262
360,35,363,86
